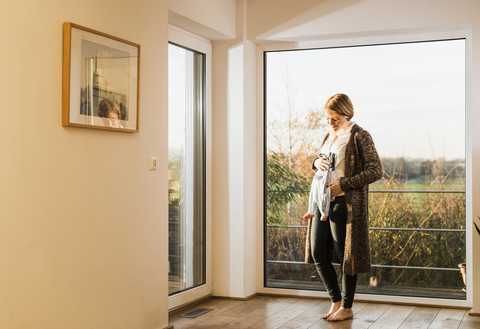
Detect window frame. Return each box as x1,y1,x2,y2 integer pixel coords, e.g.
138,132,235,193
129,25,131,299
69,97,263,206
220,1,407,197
256,27,473,308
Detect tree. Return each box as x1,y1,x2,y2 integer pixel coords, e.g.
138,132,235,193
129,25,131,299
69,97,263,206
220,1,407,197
266,151,310,225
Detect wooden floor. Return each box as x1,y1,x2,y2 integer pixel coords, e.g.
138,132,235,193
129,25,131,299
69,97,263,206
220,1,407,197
169,295,480,329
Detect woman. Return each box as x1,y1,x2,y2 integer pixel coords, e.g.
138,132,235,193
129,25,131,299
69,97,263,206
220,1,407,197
305,93,382,322
98,98,123,128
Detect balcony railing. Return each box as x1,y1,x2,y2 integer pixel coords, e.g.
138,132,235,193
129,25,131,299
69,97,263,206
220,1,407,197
265,189,466,299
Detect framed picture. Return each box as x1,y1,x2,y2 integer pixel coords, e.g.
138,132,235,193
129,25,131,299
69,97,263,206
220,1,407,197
62,22,140,132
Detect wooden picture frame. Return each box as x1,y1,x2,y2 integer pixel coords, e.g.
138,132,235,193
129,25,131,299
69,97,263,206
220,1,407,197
62,22,140,132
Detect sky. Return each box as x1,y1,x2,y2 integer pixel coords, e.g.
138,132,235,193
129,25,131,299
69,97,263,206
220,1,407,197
265,39,466,160
168,44,190,157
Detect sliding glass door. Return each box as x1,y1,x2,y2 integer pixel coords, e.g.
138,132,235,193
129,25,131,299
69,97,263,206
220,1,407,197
168,26,211,308
168,41,205,295
264,39,467,301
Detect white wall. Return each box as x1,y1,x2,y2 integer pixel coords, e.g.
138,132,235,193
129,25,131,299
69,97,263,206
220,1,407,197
0,1,169,328
211,0,257,299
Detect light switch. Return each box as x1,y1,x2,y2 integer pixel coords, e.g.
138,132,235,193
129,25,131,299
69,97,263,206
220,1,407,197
149,157,157,170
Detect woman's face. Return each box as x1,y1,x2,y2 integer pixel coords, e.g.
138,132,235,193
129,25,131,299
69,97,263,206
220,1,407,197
324,108,350,132
107,111,120,128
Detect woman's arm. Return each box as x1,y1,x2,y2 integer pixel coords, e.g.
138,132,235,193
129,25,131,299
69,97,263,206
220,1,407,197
339,130,383,191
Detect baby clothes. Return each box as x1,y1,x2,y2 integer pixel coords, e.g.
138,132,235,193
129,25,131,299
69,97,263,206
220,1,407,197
304,163,333,221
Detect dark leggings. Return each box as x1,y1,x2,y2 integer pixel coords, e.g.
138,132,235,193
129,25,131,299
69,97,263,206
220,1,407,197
310,196,357,308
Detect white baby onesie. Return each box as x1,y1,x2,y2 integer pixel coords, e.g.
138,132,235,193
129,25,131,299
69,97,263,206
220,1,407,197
304,166,333,221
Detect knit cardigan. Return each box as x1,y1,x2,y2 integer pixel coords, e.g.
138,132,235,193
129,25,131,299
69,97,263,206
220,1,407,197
305,124,383,275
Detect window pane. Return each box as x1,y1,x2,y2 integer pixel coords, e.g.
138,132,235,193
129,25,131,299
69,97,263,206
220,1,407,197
265,39,466,299
168,43,206,295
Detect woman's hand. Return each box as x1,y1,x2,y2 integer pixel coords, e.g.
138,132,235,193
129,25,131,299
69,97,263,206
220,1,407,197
328,181,343,197
314,155,331,171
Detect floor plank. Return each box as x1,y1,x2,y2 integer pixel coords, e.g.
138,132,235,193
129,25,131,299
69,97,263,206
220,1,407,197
351,303,391,327
247,296,299,318
249,299,321,329
191,315,237,329
220,296,291,329
397,306,440,329
458,312,480,329
278,299,330,329
222,314,271,329
168,296,474,329
365,304,415,329
429,308,466,329
219,297,273,318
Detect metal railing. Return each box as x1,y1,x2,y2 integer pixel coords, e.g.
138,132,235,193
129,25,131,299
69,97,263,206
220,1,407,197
266,189,466,272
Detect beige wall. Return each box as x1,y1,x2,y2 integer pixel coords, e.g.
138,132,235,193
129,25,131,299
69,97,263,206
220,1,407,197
169,0,236,39
1,0,480,328
256,0,480,41
246,0,343,40
0,1,169,328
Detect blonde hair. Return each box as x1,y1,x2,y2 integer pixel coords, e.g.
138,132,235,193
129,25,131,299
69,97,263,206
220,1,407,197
324,93,354,120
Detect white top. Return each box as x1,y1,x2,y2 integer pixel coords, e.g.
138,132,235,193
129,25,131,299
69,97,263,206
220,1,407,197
316,122,355,196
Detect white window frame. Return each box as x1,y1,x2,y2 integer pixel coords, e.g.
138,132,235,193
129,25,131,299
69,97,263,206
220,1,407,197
256,26,473,308
168,25,212,311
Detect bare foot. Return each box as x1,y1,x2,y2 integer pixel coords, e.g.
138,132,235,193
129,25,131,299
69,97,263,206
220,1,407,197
327,307,354,322
303,213,315,219
322,302,340,319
